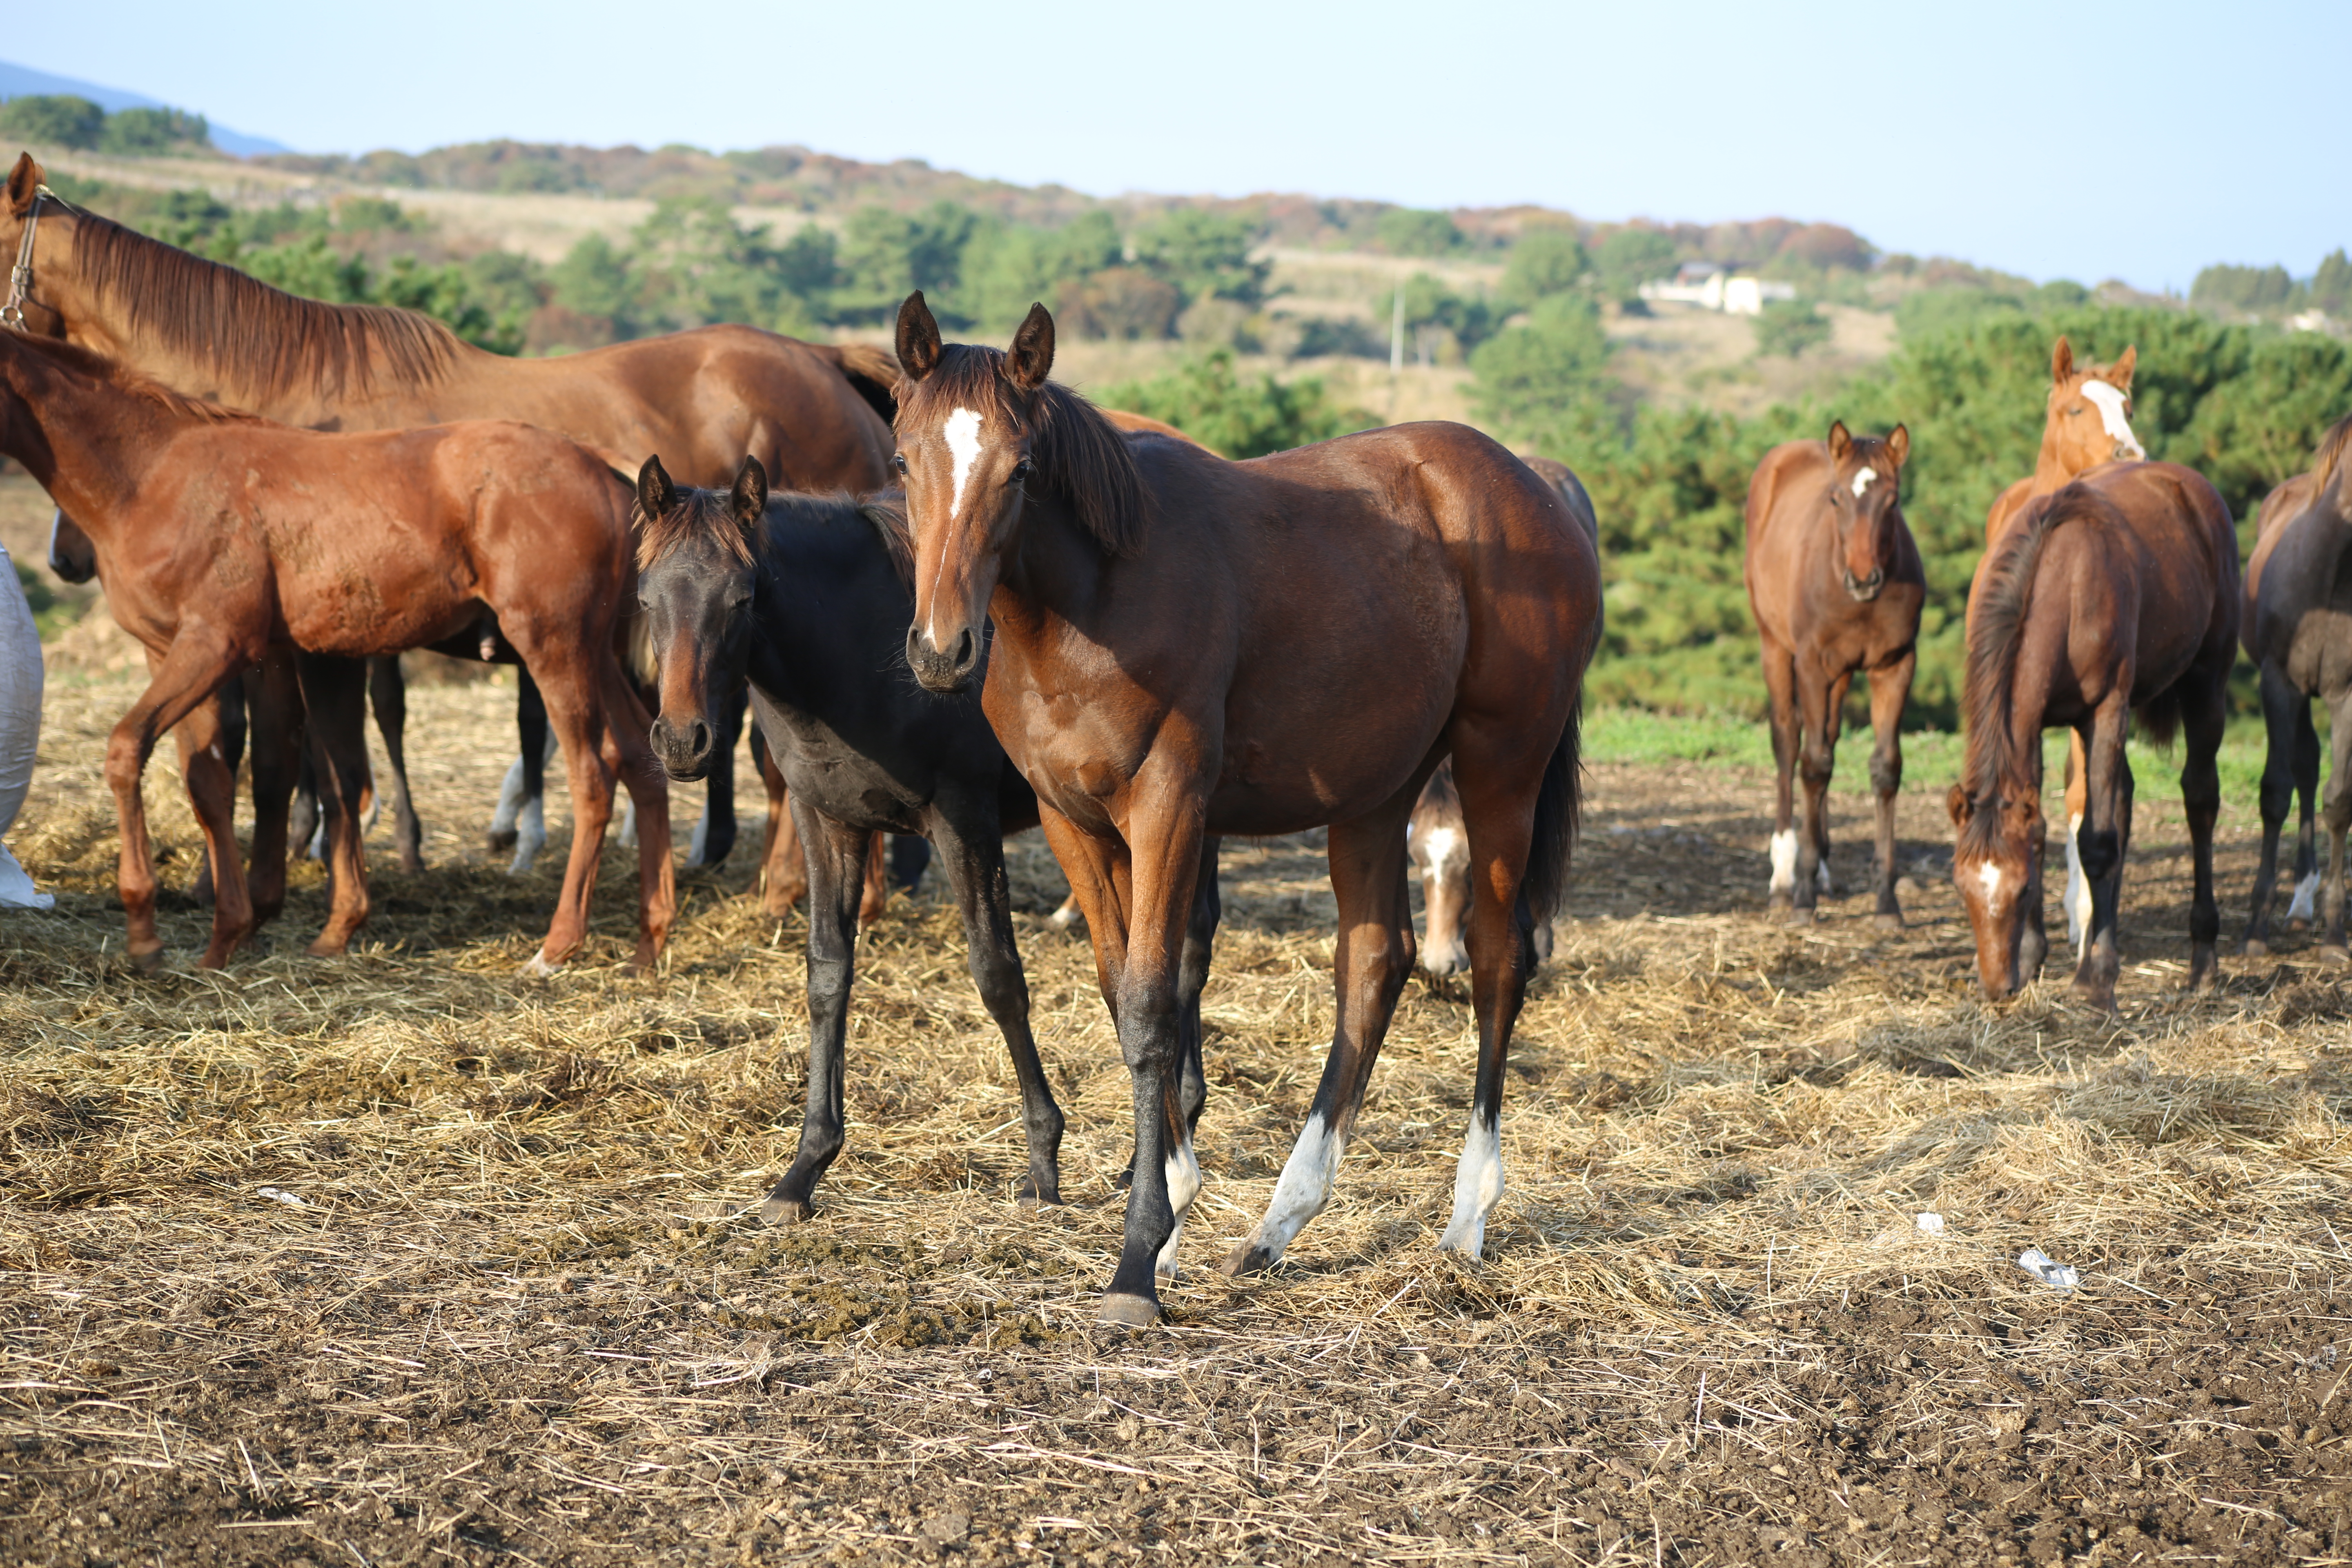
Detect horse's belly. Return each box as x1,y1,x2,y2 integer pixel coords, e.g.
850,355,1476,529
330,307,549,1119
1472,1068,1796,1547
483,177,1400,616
2285,610,2352,695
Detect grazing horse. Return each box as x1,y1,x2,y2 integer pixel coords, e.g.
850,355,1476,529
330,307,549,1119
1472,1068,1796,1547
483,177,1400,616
1948,466,2238,1008
2242,416,2352,957
1982,335,2147,950
1743,420,1922,925
631,459,1221,1217
2,151,893,880
0,328,672,973
891,293,1601,1325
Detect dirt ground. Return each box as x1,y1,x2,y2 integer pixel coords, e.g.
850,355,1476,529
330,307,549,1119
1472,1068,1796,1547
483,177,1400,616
4,668,2349,1566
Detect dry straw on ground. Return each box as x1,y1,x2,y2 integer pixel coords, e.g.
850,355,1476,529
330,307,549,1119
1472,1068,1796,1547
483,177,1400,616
4,670,2349,1565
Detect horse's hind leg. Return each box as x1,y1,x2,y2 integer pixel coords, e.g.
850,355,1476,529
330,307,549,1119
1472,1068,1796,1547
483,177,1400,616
2290,693,2323,929
189,673,247,906
514,643,621,973
173,692,255,970
2063,730,2092,955
2246,662,2303,955
929,781,1066,1207
1866,650,1914,930
241,652,304,929
296,654,374,956
2319,686,2352,963
1177,837,1222,1138
368,655,425,874
1761,631,1800,911
2181,668,2227,994
597,658,674,971
752,719,807,915
489,668,550,871
2071,695,2132,1008
762,800,873,1224
1225,795,1419,1278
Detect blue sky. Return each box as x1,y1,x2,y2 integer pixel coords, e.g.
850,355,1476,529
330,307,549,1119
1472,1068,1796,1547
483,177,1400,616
8,0,2344,291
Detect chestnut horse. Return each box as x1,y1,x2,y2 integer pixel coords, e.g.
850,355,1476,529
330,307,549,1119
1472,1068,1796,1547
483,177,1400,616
891,293,1601,1325
1948,465,2237,1008
1982,336,2147,949
2242,416,2352,956
1743,420,1922,925
0,329,672,973
3,152,891,886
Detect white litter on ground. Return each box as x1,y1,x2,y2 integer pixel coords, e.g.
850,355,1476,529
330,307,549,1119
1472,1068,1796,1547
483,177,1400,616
256,1187,311,1209
2016,1247,2078,1290
1914,1212,1945,1235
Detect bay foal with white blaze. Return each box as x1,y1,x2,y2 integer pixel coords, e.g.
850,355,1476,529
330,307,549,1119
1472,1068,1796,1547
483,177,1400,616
889,293,1601,1325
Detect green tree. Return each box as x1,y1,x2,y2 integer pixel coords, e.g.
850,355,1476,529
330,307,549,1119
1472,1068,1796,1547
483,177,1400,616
1376,208,1463,258
1592,228,1677,303
1466,294,1613,431
1131,209,1266,307
959,211,1121,329
98,106,210,154
836,202,979,319
1372,273,1498,363
1752,299,1831,358
0,95,107,150
1499,229,1589,311
1098,351,1363,458
548,234,637,327
2310,249,2352,317
2191,263,2297,316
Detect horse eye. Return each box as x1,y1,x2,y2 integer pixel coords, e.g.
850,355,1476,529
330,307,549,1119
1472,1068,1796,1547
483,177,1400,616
1010,459,1033,483
890,453,909,475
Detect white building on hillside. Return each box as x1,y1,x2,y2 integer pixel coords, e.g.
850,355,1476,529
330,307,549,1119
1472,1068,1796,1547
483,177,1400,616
1639,262,1798,316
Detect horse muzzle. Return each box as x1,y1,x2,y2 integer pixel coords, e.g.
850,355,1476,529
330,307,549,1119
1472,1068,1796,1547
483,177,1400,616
1842,568,1885,603
648,714,715,782
905,624,978,695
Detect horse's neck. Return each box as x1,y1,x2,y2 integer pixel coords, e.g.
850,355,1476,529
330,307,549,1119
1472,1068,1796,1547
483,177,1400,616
2030,417,2088,494
998,505,1111,650
0,354,172,525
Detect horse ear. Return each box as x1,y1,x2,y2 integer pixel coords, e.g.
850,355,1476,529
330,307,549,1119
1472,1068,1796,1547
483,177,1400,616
896,292,942,382
1946,784,1971,828
731,456,768,533
2109,345,2136,390
5,154,40,218
1826,420,1853,463
2050,336,2074,384
1885,423,1910,470
1006,303,1056,393
637,454,675,520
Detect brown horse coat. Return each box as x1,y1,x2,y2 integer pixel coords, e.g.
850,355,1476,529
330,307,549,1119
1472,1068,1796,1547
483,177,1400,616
0,329,670,973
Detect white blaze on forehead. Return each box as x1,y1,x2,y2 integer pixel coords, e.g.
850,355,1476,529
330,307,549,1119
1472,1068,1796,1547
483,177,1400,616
944,406,984,519
2081,381,2144,458
1851,467,1878,497
1976,860,2006,902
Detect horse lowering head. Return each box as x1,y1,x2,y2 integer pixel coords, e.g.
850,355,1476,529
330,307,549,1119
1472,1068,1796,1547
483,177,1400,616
1948,782,2045,999
2044,336,2144,469
892,291,1145,693
634,453,766,782
1823,419,1909,601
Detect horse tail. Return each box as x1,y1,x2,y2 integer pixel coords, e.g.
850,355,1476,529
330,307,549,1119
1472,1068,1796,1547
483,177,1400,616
1522,695,1583,927
825,342,901,428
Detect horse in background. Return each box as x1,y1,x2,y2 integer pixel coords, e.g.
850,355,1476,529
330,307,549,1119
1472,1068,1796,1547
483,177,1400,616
1949,466,2237,1008
2241,415,2352,957
891,293,1601,1325
2,151,893,880
0,329,672,973
1743,420,1922,926
1981,335,2147,951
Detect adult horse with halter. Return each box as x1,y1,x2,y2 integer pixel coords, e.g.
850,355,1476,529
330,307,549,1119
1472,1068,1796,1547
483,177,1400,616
631,460,1222,1221
0,327,672,973
1743,419,1922,925
2241,416,2352,957
889,292,1601,1325
1947,465,2238,1009
1982,336,2148,951
1,152,893,880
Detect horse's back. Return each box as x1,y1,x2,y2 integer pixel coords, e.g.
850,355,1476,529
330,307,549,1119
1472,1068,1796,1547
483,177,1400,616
2054,462,2240,686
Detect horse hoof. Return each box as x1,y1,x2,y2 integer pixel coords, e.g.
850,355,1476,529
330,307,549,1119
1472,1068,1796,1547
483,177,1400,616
307,936,350,958
761,1195,812,1226
2069,980,2118,1012
486,829,517,853
129,946,165,976
1016,1179,1065,1209
1785,906,1817,927
1096,1292,1160,1328
2243,938,2270,958
521,950,563,978
1221,1240,1276,1277
1873,911,1904,933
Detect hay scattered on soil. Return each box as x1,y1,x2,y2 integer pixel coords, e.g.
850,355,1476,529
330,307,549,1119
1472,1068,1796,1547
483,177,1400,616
4,673,2349,1565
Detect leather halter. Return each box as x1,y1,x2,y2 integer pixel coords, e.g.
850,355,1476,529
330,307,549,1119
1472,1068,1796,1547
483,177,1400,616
2,187,69,331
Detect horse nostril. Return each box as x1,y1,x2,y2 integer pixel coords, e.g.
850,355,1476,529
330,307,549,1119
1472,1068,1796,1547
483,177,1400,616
688,720,712,757
954,628,975,669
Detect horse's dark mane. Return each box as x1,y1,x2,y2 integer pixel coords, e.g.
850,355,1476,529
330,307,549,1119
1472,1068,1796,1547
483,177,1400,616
70,212,464,401
637,486,915,586
898,344,1148,556
2313,413,2352,498
2,327,261,425
1957,484,2114,856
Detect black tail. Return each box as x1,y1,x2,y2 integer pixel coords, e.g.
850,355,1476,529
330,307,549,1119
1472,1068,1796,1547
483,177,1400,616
1523,697,1582,924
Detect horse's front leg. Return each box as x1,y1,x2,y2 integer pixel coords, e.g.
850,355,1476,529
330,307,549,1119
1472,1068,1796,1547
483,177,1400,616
2245,662,2301,956
2290,691,2323,929
294,654,374,956
513,644,615,973
599,658,673,971
172,691,255,969
1866,649,1914,930
2072,694,2133,1008
751,719,806,915
2319,687,2352,962
368,655,425,874
1790,649,1839,920
2180,666,2227,993
1760,631,1800,911
108,631,243,972
240,651,304,929
761,799,873,1223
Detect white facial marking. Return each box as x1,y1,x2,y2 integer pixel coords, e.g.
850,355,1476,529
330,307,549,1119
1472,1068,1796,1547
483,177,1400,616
1769,828,1798,894
1851,467,1878,498
2290,870,2322,924
1976,859,2006,902
2081,381,2144,459
1241,1113,1344,1265
2064,813,2090,955
1156,1136,1203,1281
926,407,987,650
1438,1114,1504,1258
1420,826,1466,877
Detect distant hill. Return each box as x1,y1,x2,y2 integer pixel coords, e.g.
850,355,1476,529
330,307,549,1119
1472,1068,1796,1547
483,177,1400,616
0,59,287,156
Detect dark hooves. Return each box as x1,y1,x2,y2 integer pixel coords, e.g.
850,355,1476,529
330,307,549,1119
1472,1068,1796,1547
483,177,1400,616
130,947,165,976
1016,1180,1066,1208
1220,1241,1275,1278
486,829,518,853
1096,1292,1160,1328
760,1194,813,1227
